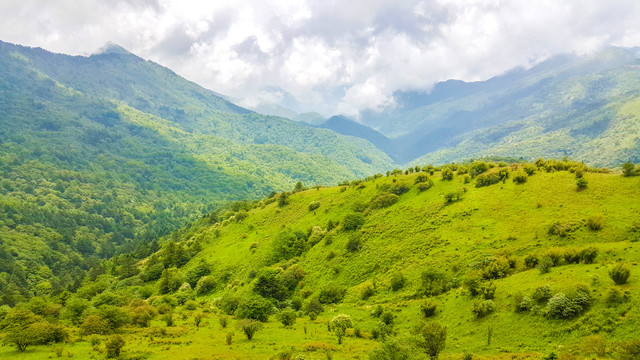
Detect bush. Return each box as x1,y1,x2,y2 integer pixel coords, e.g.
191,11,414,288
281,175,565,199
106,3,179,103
236,296,273,322
515,296,533,312
523,164,537,175
580,247,598,264
417,322,447,360
444,191,463,204
238,319,263,340
342,213,365,231
319,284,347,304
545,289,591,319
471,300,495,318
606,287,629,305
441,168,454,180
330,314,353,344
524,254,539,269
276,308,297,327
219,317,229,328
390,272,405,291
346,234,363,252
513,171,528,184
618,339,640,360
218,294,241,315
609,263,631,285
532,285,553,303
586,214,604,230
417,180,434,192
369,193,399,209
421,269,451,296
308,201,320,212
195,276,216,295
479,282,496,300
538,257,553,274
420,300,438,318
304,296,323,315
105,335,125,358
361,285,375,300
576,177,588,191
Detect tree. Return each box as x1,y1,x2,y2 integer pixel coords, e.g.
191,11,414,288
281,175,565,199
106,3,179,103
343,213,365,231
576,177,588,191
622,161,636,177
1,309,41,351
106,335,125,358
276,308,297,327
238,319,263,340
235,296,273,322
418,322,447,360
330,314,353,344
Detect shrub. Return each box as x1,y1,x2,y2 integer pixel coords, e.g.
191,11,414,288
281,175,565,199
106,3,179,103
586,214,604,231
532,285,553,303
371,305,383,318
609,263,631,285
441,168,454,180
238,319,263,340
226,332,233,345
523,164,537,175
545,289,591,320
304,296,323,315
218,294,240,315
330,314,353,344
464,275,483,297
346,234,362,252
369,193,399,209
618,338,640,360
538,257,553,274
342,213,365,231
105,335,125,358
524,254,539,269
390,272,405,291
576,177,588,191
580,247,598,264
369,336,422,360
417,181,434,192
276,308,297,327
606,287,629,305
319,284,347,304
444,191,463,204
219,317,229,328
420,300,438,318
195,276,216,295
515,296,533,312
421,269,451,296
417,322,447,360
470,161,489,177
513,171,528,184
308,201,320,212
471,300,495,318
361,285,375,300
479,282,496,300
415,174,430,183
390,184,411,195
236,296,273,322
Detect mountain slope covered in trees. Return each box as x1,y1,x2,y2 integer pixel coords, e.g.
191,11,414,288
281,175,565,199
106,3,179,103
0,40,394,303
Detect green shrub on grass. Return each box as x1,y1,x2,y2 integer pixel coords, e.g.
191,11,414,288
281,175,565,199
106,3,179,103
609,263,631,285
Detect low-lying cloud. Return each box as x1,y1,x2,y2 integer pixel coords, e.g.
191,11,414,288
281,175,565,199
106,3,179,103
2,0,640,118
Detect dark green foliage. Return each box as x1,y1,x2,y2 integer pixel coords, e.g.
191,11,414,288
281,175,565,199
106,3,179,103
443,191,463,204
278,193,290,207
369,336,421,360
343,213,365,231
219,317,229,328
513,171,528,184
622,161,636,176
106,335,125,359
618,339,640,360
471,300,495,318
586,214,604,230
235,296,273,322
141,263,165,282
417,322,447,360
479,282,496,300
576,177,588,190
361,285,375,299
470,162,489,177
515,296,533,312
420,300,438,318
253,268,287,301
271,229,308,262
609,263,631,285
276,308,297,327
347,233,363,252
475,169,509,187
538,257,553,274
238,319,263,340
369,193,400,209
304,296,324,315
524,254,539,269
416,180,434,192
441,168,454,180
523,164,537,175
390,184,411,196
421,269,451,296
532,285,553,303
195,276,217,295
218,294,241,315
545,288,591,319
308,201,321,212
319,284,347,304
158,268,183,294
390,272,406,291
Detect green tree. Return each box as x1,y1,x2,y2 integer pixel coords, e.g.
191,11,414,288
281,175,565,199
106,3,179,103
238,319,263,340
106,335,125,358
622,161,636,177
1,308,41,351
330,313,353,344
418,322,447,360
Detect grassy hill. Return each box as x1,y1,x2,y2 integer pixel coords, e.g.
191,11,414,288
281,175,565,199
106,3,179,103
2,159,638,359
0,40,394,301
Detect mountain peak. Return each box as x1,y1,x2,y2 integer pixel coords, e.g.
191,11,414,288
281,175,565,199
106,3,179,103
95,41,132,56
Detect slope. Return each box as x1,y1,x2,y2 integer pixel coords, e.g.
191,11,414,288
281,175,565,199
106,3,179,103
10,160,636,359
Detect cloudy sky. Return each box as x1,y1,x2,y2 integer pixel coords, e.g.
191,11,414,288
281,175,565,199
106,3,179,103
2,0,640,117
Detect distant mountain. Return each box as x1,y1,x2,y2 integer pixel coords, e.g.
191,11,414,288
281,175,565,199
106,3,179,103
360,47,640,166
294,112,326,125
316,115,396,158
0,40,394,299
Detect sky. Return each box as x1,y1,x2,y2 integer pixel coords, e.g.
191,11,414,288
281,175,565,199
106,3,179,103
2,0,640,118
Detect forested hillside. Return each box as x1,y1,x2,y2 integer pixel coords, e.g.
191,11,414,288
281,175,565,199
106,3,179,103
2,159,638,359
0,40,394,304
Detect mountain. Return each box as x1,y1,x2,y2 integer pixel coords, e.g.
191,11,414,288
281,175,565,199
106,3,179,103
359,47,640,166
0,40,395,301
316,115,396,157
3,159,638,359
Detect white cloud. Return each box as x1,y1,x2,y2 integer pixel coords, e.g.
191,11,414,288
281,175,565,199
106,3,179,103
1,0,640,117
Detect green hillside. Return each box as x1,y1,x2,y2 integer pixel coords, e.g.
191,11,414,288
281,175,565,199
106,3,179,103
0,40,395,298
2,159,638,359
